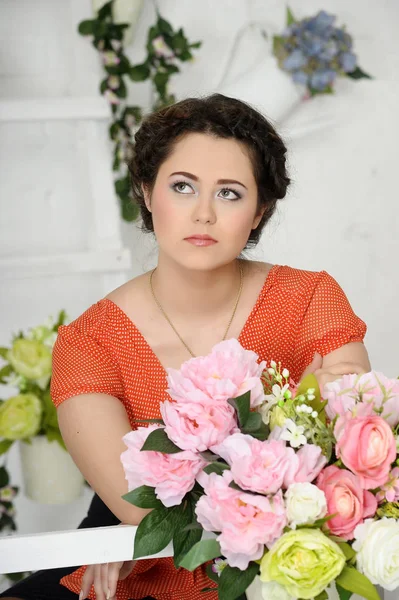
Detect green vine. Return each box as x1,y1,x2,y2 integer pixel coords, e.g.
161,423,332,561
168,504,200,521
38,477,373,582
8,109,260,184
78,1,202,221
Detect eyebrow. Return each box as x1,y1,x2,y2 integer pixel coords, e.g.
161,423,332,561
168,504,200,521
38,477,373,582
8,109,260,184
169,171,248,190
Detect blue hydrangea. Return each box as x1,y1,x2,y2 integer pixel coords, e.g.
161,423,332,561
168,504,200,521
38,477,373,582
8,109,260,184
276,10,359,93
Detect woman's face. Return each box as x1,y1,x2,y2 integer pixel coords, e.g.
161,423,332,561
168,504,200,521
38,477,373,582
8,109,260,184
145,133,264,271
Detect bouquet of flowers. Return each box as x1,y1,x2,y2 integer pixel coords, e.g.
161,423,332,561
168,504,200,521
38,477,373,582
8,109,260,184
120,339,399,600
273,7,371,96
0,311,67,455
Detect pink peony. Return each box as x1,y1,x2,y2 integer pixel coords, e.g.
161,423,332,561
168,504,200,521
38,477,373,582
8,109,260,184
284,443,328,487
213,433,297,494
324,371,399,426
376,467,399,503
121,425,206,507
334,404,397,489
195,471,287,570
317,465,377,540
160,398,238,452
166,339,266,408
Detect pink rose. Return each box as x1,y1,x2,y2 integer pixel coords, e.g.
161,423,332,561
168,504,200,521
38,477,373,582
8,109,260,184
121,425,206,507
195,471,287,570
324,371,399,426
334,406,397,489
317,465,377,540
284,443,328,487
213,433,297,494
167,339,266,408
376,467,399,503
160,398,238,452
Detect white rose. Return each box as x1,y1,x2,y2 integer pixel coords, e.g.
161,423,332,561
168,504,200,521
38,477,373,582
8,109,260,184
353,517,399,591
261,580,295,600
285,482,327,528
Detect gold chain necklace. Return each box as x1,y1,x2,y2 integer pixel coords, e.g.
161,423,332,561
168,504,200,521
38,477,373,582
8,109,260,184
149,262,244,358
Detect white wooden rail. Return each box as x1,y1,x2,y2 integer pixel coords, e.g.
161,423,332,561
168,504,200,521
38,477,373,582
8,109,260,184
0,526,395,600
0,525,169,573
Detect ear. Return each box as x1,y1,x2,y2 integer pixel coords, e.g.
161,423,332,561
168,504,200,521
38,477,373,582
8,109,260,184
142,184,152,213
251,206,266,230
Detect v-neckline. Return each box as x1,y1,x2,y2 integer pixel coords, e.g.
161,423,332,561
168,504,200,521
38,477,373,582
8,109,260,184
104,264,280,376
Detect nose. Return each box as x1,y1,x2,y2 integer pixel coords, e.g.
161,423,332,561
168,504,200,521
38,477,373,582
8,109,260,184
191,195,216,225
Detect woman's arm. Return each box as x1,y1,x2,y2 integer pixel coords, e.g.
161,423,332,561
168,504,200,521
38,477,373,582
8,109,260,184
303,341,371,393
57,393,150,526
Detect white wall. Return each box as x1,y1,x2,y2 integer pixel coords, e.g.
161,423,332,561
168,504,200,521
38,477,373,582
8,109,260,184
0,0,398,554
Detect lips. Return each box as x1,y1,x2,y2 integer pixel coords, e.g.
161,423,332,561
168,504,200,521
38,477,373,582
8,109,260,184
184,234,218,246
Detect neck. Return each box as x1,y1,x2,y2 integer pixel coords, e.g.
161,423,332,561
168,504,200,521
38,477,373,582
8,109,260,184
151,255,244,320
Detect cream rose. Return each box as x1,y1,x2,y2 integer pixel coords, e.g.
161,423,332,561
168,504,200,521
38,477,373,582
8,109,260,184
353,517,399,591
285,482,327,528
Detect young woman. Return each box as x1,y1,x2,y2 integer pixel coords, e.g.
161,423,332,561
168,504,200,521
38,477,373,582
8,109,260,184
0,94,370,600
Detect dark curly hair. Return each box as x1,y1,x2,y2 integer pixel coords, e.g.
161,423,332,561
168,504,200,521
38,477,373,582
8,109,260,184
128,94,290,248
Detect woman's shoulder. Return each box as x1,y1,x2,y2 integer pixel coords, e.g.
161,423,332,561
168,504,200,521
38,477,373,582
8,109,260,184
272,264,329,292
251,261,330,297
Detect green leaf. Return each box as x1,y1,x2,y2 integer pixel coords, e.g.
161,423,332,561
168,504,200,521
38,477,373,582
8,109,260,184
115,176,130,196
141,428,182,454
315,591,329,600
42,389,59,429
286,6,296,26
336,566,381,600
133,506,177,559
0,347,9,359
179,538,221,571
0,364,13,383
54,310,67,330
0,439,14,456
241,411,262,432
0,465,10,487
173,497,202,567
218,562,259,600
346,66,373,80
335,541,356,561
336,584,353,600
295,374,327,423
228,391,250,427
190,41,202,49
129,64,151,82
153,71,169,96
97,1,113,20
203,462,230,476
45,427,66,450
78,20,95,36
120,196,139,222
122,485,162,509
157,16,174,35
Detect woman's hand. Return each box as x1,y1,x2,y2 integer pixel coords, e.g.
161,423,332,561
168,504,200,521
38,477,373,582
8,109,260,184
80,560,135,600
301,351,368,395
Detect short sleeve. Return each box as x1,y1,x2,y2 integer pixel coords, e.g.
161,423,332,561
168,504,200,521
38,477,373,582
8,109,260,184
51,323,124,407
295,271,367,370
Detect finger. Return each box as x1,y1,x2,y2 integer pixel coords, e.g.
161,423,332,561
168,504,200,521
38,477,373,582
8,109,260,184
80,565,95,599
119,560,135,580
301,352,323,379
107,561,123,599
101,562,111,599
93,563,107,600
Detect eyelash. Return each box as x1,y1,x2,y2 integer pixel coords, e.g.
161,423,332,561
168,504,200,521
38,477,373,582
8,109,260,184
171,180,242,200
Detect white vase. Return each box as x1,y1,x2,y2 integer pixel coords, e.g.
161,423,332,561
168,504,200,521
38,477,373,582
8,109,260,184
19,436,84,504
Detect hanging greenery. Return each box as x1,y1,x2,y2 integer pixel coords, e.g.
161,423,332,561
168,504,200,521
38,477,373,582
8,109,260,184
78,1,202,221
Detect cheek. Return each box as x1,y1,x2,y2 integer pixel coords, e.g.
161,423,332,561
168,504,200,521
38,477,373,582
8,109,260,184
151,190,181,231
